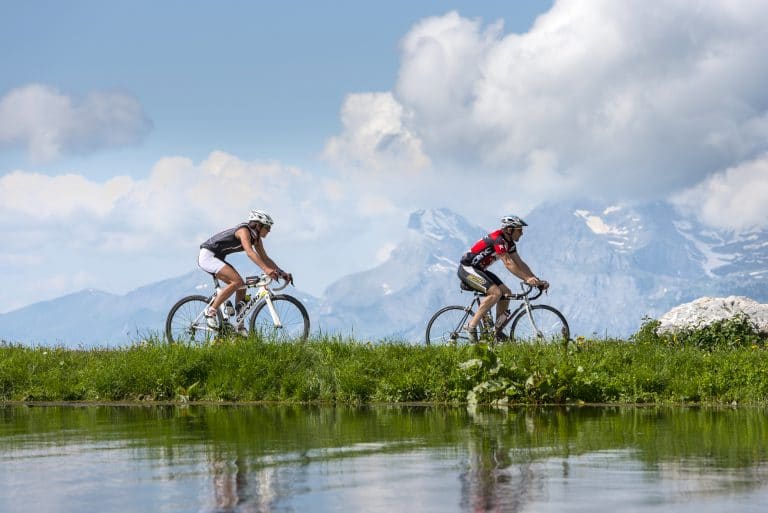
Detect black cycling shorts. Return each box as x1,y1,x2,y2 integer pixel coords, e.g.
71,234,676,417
457,264,503,293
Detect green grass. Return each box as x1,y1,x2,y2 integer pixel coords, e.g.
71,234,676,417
1,318,766,405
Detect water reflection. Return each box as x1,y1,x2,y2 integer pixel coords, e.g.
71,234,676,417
208,453,280,513
0,405,767,512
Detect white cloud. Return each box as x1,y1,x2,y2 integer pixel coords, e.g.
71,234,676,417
0,171,134,219
375,242,397,263
325,2,768,209
0,151,332,252
0,84,152,162
322,92,430,173
671,154,768,232
0,151,405,310
357,194,399,216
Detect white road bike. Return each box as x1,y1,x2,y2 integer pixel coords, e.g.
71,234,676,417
425,282,570,347
165,274,309,344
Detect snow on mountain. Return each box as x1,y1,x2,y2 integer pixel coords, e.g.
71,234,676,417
408,207,479,243
1,202,766,346
315,208,483,339
521,200,767,336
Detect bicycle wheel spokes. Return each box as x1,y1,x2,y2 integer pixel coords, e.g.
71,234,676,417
166,295,218,346
511,305,570,346
425,306,474,346
249,295,310,342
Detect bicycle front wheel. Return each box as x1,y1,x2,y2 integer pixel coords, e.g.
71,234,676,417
165,295,220,345
249,295,310,341
509,305,570,347
425,306,474,346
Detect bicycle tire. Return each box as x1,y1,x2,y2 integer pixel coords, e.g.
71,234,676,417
165,295,221,345
425,305,475,346
248,294,310,341
509,304,570,347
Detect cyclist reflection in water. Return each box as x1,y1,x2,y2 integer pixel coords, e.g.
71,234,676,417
461,411,537,513
198,210,293,333
210,453,279,513
458,215,549,342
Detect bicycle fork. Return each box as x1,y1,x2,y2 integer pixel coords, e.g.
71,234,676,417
263,294,282,328
249,286,283,328
522,299,544,339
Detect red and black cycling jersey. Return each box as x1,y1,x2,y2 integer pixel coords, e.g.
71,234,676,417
200,222,259,260
460,229,517,270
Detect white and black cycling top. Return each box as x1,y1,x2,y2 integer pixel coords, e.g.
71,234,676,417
200,222,259,260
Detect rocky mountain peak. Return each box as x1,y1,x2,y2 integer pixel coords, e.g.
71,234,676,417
407,208,478,244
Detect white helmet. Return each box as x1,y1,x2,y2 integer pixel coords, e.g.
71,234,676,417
248,209,274,226
500,215,527,229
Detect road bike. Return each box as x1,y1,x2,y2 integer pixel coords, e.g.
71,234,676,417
425,282,570,347
165,274,310,345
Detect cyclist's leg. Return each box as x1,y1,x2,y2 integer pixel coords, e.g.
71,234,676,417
496,283,512,321
212,264,245,311
199,249,245,312
471,286,501,328
458,265,502,329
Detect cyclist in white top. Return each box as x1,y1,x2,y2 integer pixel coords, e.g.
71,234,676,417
198,209,292,330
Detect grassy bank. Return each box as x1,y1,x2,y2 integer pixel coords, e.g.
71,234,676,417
1,318,767,405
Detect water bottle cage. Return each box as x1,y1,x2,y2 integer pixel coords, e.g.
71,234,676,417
234,290,269,324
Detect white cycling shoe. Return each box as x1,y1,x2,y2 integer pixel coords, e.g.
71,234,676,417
464,324,478,343
204,307,219,329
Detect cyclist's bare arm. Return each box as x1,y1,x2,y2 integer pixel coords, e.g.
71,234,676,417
255,237,291,281
500,252,548,289
235,227,279,279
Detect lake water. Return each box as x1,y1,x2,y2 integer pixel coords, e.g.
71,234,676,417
0,405,766,512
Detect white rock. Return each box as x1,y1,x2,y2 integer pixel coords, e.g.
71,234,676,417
657,296,768,334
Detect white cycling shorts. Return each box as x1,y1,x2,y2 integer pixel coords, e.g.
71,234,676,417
198,248,227,275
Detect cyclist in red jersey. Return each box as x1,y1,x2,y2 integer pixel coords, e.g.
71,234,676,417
458,215,549,342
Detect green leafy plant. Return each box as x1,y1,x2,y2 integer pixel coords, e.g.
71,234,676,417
669,314,765,350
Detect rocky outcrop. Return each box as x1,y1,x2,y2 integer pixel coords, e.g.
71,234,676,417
657,296,768,334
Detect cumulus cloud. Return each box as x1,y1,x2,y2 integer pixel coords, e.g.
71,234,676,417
0,171,133,219
0,84,152,162
323,92,430,173
0,152,331,252
325,1,768,211
0,152,352,308
671,154,768,231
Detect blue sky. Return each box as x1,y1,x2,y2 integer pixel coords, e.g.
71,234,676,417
1,0,767,312
0,1,549,173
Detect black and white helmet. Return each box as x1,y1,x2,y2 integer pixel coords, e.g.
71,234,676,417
500,215,527,229
248,209,274,226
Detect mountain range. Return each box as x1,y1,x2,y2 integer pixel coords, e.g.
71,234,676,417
1,201,765,347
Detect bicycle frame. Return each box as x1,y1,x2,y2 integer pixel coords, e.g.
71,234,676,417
464,282,542,334
206,275,289,330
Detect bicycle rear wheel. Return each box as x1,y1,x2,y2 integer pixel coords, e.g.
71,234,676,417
165,295,220,345
509,305,570,347
249,295,310,341
425,306,475,346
